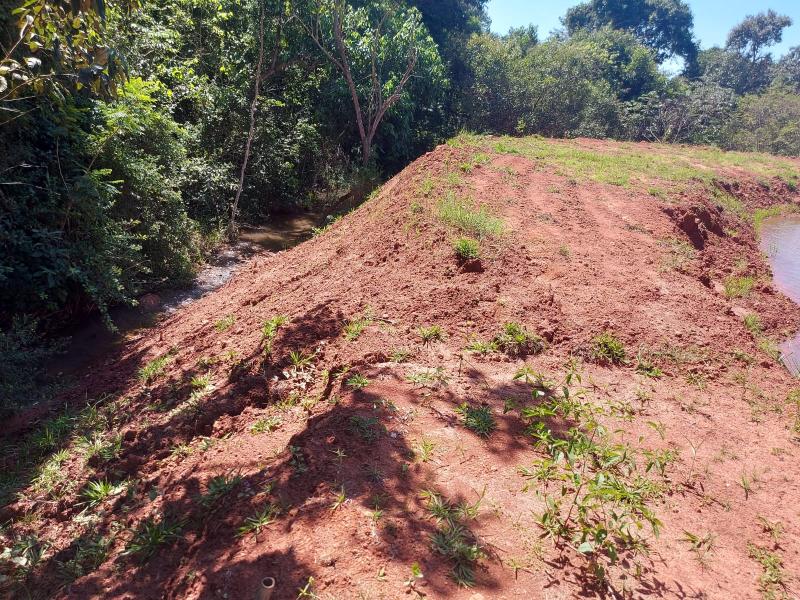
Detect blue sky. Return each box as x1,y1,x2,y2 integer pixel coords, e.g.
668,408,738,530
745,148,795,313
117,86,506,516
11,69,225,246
487,0,800,57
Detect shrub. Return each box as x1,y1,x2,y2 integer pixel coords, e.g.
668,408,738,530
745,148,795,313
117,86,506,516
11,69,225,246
453,237,481,260
493,323,545,357
590,332,627,365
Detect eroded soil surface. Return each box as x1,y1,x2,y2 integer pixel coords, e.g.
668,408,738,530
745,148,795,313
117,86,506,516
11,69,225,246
3,137,800,600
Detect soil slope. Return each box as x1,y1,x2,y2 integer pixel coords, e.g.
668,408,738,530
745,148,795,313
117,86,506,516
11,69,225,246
3,136,800,600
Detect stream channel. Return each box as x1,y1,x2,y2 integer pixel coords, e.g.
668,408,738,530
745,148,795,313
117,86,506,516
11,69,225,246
759,213,800,377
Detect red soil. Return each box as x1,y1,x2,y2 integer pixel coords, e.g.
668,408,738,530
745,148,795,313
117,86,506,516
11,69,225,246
3,138,800,600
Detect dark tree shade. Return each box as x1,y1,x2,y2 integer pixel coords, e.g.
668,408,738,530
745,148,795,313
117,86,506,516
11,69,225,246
563,0,698,64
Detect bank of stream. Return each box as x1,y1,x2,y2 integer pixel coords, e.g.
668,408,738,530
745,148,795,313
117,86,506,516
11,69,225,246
48,211,329,378
759,213,800,376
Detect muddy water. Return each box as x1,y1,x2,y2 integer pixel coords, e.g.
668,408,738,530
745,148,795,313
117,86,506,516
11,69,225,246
759,214,800,376
49,212,326,377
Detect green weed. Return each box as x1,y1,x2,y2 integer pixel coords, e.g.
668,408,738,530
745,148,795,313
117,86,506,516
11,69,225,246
724,275,755,298
456,404,496,437
346,373,370,390
251,415,282,434
493,322,545,357
81,479,125,508
214,315,236,332
437,192,505,239
123,517,183,561
590,332,627,365
138,354,171,384
349,415,383,443
748,543,788,599
237,503,281,540
453,237,481,260
418,325,445,344
406,367,449,388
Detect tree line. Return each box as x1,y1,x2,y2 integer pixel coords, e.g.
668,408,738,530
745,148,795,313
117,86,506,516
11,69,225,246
1,0,799,410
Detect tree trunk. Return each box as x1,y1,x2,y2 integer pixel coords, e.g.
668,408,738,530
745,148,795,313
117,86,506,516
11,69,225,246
228,2,267,240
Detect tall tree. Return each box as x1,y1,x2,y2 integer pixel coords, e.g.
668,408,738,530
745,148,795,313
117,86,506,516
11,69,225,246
299,0,443,166
726,10,792,64
563,0,698,65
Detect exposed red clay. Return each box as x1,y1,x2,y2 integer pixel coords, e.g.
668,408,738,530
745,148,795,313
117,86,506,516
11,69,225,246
3,138,800,600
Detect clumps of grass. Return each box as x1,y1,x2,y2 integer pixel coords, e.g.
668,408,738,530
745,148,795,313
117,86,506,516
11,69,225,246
237,502,281,541
589,332,627,366
261,315,288,357
743,314,763,335
214,314,236,332
493,322,545,357
659,238,696,272
349,415,383,443
389,348,413,363
345,373,370,390
406,367,449,388
57,534,111,583
123,516,183,561
465,339,497,355
724,275,755,298
418,325,445,344
198,473,243,510
748,543,788,599
455,403,496,437
344,312,373,341
250,415,282,434
635,352,663,378
311,214,343,237
81,479,125,508
437,192,505,239
453,237,481,260
137,353,172,384
421,489,485,587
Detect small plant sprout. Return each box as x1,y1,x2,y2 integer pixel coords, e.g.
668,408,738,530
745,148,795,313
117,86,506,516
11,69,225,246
330,486,347,511
214,314,236,332
250,415,282,434
589,331,627,365
198,473,243,509
465,339,497,355
682,530,716,566
81,479,125,508
453,237,481,260
757,516,784,542
406,367,449,388
748,543,788,599
418,324,445,344
456,403,496,437
635,353,663,378
261,315,288,357
346,373,370,390
404,562,424,588
344,312,373,341
237,503,281,541
389,348,413,363
123,516,183,561
349,415,383,443
414,437,436,463
138,354,171,384
724,275,755,298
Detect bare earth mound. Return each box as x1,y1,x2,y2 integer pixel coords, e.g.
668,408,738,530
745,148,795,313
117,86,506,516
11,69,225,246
2,136,800,600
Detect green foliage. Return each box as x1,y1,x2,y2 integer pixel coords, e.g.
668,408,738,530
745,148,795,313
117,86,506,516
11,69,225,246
138,354,171,384
564,0,698,63
346,373,370,390
237,503,281,539
418,325,445,344
81,480,125,508
421,489,485,587
123,517,183,561
456,403,496,437
517,367,664,583
493,322,545,357
590,332,627,365
349,415,383,443
437,193,505,238
453,237,481,260
724,275,755,298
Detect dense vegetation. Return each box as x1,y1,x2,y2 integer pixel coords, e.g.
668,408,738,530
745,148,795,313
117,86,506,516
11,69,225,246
0,0,798,412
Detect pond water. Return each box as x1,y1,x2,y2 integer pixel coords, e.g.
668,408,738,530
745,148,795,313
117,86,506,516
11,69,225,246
759,214,800,376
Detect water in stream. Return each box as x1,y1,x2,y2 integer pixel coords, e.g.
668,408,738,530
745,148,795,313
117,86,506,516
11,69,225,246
49,212,325,377
759,214,800,376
